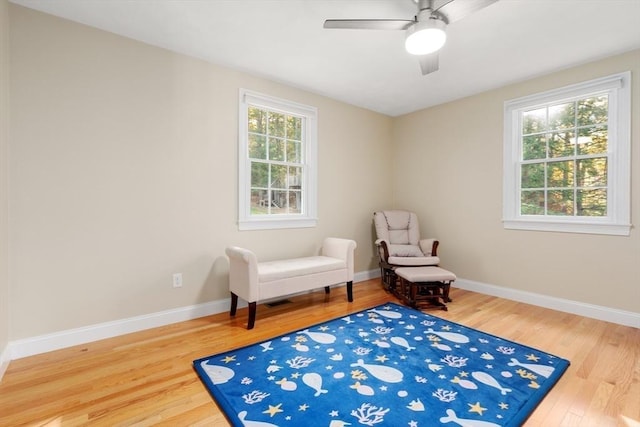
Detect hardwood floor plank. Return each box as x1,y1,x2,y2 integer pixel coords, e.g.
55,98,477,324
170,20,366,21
0,279,638,426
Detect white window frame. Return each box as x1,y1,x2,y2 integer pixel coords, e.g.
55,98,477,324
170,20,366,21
238,89,318,231
503,72,631,236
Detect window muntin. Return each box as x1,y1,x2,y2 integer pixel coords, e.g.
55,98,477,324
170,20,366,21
238,90,317,230
519,94,609,217
503,72,631,236
248,107,303,215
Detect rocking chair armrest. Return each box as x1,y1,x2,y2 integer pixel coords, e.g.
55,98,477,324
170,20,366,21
419,238,439,257
375,239,391,262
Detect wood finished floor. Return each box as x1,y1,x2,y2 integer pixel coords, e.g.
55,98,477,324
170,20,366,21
0,279,638,426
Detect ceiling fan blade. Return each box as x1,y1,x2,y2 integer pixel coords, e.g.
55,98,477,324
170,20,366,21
419,52,439,75
434,0,498,24
323,19,414,30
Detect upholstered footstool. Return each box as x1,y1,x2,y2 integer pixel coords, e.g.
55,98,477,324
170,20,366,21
394,266,456,311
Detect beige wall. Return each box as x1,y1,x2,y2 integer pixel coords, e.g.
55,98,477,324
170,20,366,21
0,0,10,361
6,4,639,345
8,5,392,339
392,49,640,313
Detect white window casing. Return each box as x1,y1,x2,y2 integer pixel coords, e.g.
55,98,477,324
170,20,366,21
238,89,318,231
503,72,631,236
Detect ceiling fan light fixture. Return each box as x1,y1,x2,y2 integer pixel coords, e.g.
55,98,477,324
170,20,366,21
405,18,447,55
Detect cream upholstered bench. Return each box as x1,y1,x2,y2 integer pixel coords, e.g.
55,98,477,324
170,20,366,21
395,266,456,311
225,238,357,329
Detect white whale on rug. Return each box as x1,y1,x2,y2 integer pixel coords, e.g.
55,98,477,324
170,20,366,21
350,359,403,383
200,361,234,384
237,410,278,427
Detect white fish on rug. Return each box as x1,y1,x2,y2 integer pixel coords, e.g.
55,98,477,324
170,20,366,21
431,342,452,351
390,336,416,351
275,377,297,391
350,381,375,396
407,398,425,411
372,339,391,348
292,342,309,352
450,376,477,390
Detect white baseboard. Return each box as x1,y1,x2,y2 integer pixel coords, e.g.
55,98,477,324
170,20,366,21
6,270,635,365
8,298,232,360
0,343,9,381
7,271,381,361
355,268,380,282
455,278,640,329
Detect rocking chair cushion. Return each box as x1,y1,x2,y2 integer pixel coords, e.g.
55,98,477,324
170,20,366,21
374,210,440,268
388,255,440,266
375,210,421,245
388,243,424,257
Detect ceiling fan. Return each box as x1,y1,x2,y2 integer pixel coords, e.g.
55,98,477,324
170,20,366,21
323,0,498,75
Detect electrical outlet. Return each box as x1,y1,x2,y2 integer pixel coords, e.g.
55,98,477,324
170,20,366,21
172,273,183,288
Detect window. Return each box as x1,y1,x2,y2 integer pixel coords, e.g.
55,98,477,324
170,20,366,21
503,72,631,236
238,89,318,230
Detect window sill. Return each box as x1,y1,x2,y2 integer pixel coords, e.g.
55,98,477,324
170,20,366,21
503,218,631,236
239,217,318,231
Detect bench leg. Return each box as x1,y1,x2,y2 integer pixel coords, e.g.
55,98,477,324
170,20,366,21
347,281,353,302
324,286,330,294
247,302,257,330
230,292,238,316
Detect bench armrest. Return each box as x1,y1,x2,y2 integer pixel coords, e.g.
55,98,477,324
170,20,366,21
322,237,357,281
225,246,260,302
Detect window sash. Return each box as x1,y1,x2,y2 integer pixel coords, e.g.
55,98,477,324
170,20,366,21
238,89,318,230
503,72,631,236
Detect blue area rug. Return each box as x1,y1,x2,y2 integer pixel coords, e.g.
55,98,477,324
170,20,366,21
194,302,569,426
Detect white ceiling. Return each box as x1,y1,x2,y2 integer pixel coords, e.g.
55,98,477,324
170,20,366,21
10,0,640,116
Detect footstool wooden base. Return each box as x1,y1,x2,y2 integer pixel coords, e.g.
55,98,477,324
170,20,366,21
394,267,456,311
